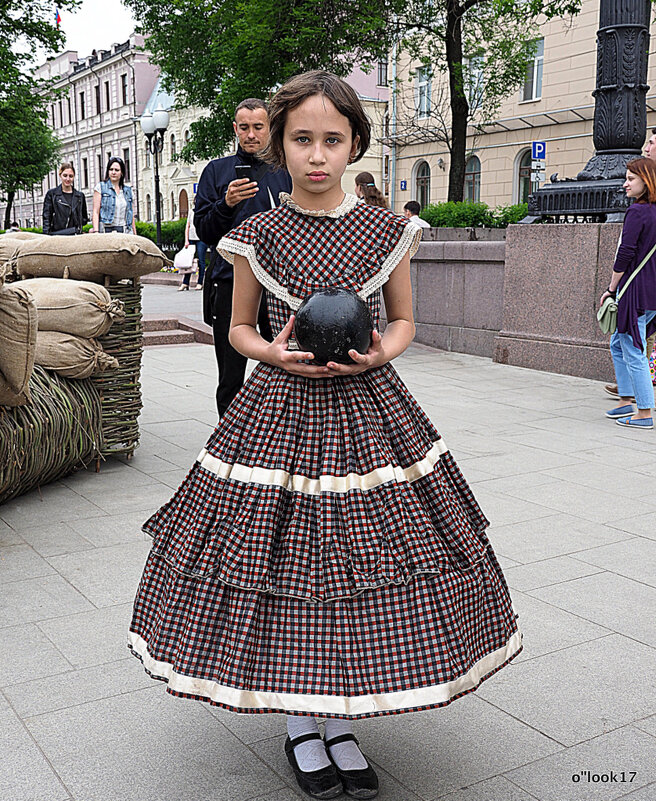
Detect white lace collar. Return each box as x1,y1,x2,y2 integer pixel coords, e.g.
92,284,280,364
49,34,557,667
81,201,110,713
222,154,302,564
279,192,360,218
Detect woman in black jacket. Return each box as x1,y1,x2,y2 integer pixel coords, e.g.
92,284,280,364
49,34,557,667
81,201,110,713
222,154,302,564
42,162,89,235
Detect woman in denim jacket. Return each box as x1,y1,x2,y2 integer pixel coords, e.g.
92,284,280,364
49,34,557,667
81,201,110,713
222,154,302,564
92,157,136,234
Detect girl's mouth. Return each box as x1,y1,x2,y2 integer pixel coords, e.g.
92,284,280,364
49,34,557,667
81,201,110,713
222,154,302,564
308,172,328,182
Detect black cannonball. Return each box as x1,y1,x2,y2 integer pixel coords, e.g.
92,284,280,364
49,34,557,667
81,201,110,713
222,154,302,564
294,287,374,365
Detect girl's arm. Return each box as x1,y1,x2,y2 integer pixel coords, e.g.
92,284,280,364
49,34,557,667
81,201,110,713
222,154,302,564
91,191,101,232
184,216,190,247
229,254,332,378
325,250,415,375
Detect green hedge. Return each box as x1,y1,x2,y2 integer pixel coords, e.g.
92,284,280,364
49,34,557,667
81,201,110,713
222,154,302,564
420,201,528,229
135,219,186,251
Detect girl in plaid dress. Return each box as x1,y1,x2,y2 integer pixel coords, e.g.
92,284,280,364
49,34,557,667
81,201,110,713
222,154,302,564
129,72,521,800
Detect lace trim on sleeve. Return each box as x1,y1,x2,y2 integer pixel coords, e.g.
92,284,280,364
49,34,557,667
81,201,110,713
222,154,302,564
358,222,423,300
217,237,302,310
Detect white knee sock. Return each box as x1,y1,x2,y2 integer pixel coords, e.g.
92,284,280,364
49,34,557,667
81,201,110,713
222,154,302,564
286,715,331,772
324,718,368,771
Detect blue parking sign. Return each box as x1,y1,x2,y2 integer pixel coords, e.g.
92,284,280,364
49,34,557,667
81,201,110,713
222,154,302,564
193,182,198,194
400,180,407,190
532,141,546,160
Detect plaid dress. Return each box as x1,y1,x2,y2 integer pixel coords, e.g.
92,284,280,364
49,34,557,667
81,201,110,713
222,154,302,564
128,193,522,718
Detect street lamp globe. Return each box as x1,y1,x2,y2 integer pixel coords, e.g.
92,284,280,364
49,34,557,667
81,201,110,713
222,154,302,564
153,106,170,133
140,111,155,136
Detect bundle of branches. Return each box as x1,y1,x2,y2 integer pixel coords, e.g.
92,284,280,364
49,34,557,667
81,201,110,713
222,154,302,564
93,278,143,458
0,366,102,505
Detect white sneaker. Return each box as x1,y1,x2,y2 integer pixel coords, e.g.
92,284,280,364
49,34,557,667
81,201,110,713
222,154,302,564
178,284,189,292
195,283,203,290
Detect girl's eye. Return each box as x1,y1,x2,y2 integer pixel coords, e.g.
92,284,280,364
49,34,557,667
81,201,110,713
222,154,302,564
296,136,310,143
326,138,340,145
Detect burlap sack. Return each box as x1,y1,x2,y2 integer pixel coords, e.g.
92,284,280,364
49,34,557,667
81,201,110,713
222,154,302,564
19,278,125,337
0,283,37,394
0,375,30,406
0,232,47,265
13,233,171,281
35,331,119,379
0,262,5,288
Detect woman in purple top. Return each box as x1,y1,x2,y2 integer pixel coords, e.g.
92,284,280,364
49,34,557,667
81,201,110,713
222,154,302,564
601,157,656,429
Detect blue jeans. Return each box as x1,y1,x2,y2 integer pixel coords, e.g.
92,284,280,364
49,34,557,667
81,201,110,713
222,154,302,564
610,310,656,410
182,240,208,286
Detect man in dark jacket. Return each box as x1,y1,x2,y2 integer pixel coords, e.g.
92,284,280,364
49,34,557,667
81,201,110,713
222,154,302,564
194,98,292,417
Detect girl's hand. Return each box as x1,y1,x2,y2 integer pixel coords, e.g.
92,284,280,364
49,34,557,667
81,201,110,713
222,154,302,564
600,290,613,307
266,316,332,378
324,330,385,376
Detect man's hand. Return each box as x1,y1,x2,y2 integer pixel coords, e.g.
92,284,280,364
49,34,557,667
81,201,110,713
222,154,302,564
225,178,259,208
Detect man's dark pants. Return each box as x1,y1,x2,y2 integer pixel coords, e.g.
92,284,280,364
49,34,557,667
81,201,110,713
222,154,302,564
207,277,272,418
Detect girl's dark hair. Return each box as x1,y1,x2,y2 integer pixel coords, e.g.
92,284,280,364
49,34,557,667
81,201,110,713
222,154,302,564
627,157,656,203
262,71,371,169
105,156,126,187
58,161,75,176
355,171,388,208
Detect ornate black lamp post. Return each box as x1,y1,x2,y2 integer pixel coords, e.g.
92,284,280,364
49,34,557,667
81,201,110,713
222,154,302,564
140,105,169,248
524,0,651,222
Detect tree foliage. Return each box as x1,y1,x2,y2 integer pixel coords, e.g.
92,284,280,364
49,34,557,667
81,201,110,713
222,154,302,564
126,0,583,198
0,0,79,97
0,88,61,228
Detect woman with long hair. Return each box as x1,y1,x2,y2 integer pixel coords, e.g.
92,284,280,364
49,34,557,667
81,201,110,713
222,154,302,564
354,171,388,208
92,156,136,234
601,156,656,429
42,162,88,235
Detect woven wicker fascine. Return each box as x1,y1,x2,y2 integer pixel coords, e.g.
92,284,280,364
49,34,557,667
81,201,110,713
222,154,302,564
0,365,103,505
93,277,143,457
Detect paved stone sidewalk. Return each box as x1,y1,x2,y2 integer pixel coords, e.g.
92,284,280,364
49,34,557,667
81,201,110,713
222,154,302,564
2,329,656,800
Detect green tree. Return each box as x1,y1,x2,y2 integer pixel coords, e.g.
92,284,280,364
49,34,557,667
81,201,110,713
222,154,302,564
0,89,60,228
125,0,582,200
0,0,79,96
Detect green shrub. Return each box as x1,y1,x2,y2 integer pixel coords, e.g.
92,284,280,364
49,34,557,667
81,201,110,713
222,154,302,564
420,201,494,228
135,220,157,243
492,203,528,227
419,201,529,229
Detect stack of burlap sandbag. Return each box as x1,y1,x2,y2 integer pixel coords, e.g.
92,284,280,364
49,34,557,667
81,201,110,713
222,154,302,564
0,263,37,406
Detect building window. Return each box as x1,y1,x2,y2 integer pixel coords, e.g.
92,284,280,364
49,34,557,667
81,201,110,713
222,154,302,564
145,149,151,168
121,73,128,106
415,161,431,209
123,148,131,181
58,100,63,128
522,38,544,102
104,81,111,110
517,149,533,203
82,157,89,188
466,55,485,113
79,91,86,119
97,154,103,181
377,59,388,87
464,156,481,202
184,129,190,146
170,134,177,159
170,191,177,218
416,67,431,118
95,84,101,115
146,194,152,221
67,96,72,124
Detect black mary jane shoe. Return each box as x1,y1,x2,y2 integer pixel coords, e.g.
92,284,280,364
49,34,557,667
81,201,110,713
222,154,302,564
324,733,379,799
284,733,343,799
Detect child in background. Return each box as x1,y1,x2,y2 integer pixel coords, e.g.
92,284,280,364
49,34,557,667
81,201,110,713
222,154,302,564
129,71,521,800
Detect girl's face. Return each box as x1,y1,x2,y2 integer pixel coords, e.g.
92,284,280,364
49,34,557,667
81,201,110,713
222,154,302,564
60,169,75,189
283,94,359,208
108,162,123,183
624,170,646,198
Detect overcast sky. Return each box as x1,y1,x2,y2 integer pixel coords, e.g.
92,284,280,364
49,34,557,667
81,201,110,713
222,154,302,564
58,0,137,58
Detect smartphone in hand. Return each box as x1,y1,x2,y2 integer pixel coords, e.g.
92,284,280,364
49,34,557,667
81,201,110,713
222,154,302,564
235,164,254,182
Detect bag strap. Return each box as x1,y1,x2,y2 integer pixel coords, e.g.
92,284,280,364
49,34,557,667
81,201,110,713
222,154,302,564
617,241,656,302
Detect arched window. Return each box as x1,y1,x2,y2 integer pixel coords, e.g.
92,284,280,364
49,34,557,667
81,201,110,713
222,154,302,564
517,149,532,203
184,129,190,146
170,191,177,218
465,156,481,203
179,188,189,218
170,133,177,159
415,161,431,210
145,149,151,169
146,194,152,221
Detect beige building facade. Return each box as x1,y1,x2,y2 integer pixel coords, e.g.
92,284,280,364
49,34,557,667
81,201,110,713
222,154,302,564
388,0,656,213
4,34,159,228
